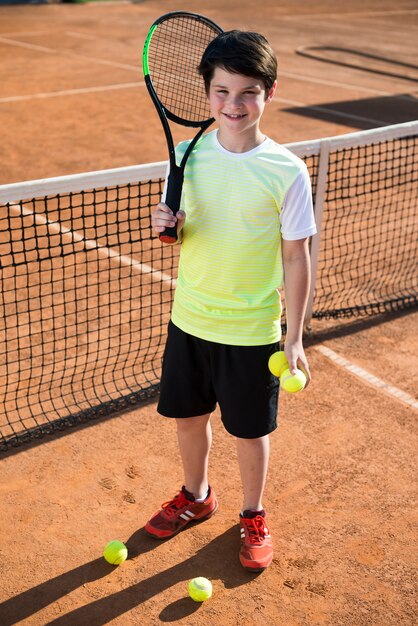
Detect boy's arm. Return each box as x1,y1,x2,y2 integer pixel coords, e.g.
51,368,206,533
282,237,312,385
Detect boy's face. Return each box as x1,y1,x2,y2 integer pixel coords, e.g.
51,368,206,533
208,67,276,142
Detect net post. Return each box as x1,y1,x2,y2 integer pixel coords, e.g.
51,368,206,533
304,138,330,331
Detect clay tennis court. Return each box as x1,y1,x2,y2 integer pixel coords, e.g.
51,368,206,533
0,1,417,624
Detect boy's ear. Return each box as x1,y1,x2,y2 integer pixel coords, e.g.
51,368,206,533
266,80,277,102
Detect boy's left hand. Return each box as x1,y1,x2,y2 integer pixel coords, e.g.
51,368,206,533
283,341,311,388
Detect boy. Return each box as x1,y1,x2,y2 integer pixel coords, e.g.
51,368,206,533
146,30,317,572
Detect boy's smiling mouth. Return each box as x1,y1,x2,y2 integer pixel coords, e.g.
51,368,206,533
224,113,246,119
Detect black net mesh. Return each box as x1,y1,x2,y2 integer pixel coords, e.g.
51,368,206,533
0,179,179,449
0,125,416,451
312,134,418,318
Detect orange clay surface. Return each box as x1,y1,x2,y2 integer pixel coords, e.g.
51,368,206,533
0,1,417,624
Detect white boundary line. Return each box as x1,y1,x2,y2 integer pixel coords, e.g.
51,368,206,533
6,204,176,288
282,9,418,20
0,36,139,72
0,82,143,104
0,36,55,53
316,345,418,410
0,30,52,37
66,30,115,41
279,70,414,98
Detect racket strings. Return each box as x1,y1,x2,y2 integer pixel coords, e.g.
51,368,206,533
147,16,220,123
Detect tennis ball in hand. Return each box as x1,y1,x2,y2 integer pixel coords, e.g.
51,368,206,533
268,351,289,377
188,577,213,602
280,368,307,393
103,540,128,565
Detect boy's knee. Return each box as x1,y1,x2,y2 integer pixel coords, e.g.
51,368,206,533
176,413,211,430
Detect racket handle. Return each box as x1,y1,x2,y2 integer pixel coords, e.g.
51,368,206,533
160,168,184,244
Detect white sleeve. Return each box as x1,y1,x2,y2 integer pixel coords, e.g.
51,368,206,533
280,166,317,241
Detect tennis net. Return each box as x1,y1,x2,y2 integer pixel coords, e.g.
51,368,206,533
0,120,417,450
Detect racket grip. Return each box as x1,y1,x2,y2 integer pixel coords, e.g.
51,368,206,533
160,168,184,244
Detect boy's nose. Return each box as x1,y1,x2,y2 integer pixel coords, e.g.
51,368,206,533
229,95,242,108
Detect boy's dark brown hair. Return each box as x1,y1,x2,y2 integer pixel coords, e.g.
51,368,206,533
198,30,277,97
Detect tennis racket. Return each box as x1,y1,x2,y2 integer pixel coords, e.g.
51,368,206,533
142,11,223,244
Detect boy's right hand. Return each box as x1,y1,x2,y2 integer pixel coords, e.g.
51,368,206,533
151,202,186,240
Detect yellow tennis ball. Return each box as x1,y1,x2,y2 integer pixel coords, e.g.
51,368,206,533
268,351,289,377
280,368,307,393
103,540,128,565
188,577,213,602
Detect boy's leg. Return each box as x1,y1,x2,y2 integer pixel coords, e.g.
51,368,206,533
145,413,218,539
147,324,219,539
176,413,212,500
236,434,269,512
236,433,273,572
211,341,278,572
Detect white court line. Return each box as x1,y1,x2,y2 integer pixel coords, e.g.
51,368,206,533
0,36,54,54
0,82,143,104
66,30,114,42
67,31,108,41
7,204,176,288
280,70,404,96
82,0,131,5
283,9,418,20
316,345,418,410
0,30,52,38
0,36,139,72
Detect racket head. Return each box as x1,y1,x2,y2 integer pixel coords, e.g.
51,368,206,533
143,11,223,127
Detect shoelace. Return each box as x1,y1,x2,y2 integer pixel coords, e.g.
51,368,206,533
243,515,269,544
161,491,190,518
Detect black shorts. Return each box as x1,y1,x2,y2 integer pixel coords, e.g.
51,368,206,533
157,321,280,439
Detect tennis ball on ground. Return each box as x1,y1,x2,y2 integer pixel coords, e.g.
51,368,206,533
280,368,307,393
268,351,289,377
188,577,213,602
103,540,128,565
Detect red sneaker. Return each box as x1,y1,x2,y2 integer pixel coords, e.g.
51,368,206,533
239,511,273,572
145,486,218,539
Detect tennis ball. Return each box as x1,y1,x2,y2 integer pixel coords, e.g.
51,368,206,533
188,577,213,602
280,368,307,393
268,351,289,377
103,540,128,565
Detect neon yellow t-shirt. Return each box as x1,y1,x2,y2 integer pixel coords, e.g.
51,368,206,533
170,130,316,346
